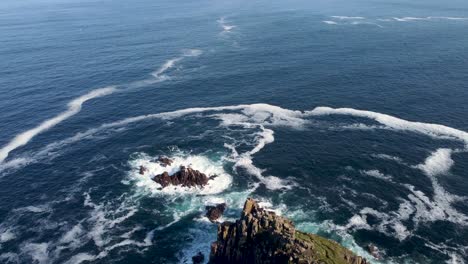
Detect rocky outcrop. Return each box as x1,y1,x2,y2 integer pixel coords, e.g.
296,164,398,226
153,166,209,188
157,156,173,167
209,198,369,264
192,252,205,264
206,203,227,222
139,166,147,175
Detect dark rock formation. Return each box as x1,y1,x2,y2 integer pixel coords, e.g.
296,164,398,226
209,198,369,264
153,166,209,188
139,166,147,175
206,203,227,222
192,252,205,264
157,156,173,167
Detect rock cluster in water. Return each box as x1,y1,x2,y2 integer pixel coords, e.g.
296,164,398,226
153,166,210,188
206,203,227,222
139,157,214,188
192,252,205,264
157,156,173,167
208,198,369,264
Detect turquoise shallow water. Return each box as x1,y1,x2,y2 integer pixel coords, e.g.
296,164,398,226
1,0,468,263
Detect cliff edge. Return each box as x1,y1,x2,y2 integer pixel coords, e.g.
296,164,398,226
209,198,369,264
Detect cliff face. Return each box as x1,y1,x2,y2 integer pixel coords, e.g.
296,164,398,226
209,198,369,264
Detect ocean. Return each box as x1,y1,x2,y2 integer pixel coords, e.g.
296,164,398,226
1,0,468,263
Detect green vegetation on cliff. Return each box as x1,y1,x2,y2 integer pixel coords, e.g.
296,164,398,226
209,198,369,264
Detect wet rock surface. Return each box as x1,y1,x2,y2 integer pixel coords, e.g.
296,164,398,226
206,203,227,222
157,156,173,167
153,166,209,188
139,166,147,175
209,198,369,264
192,252,205,264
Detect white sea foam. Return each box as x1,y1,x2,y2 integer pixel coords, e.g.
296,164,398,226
415,148,454,176
360,169,393,181
3,103,302,187
307,106,468,146
0,87,116,163
371,153,405,164
351,21,384,28
217,17,236,32
331,16,365,20
393,16,468,22
323,20,338,25
6,103,468,196
345,214,371,230
393,16,430,22
342,148,467,242
432,16,468,20
447,253,466,264
2,103,304,170
84,193,139,247
58,224,85,250
129,153,232,195
53,193,152,263
151,49,202,80
0,230,15,242
182,48,203,57
4,102,468,262
22,243,49,264
151,58,183,79
340,123,388,130
0,253,18,263
0,177,153,264
65,253,96,264
0,49,206,169
12,204,51,214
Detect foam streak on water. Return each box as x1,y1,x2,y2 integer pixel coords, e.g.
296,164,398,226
0,49,203,166
0,86,116,163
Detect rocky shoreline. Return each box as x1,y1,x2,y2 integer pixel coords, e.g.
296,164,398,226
207,198,369,264
137,160,370,263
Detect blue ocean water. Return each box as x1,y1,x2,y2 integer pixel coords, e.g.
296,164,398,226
1,0,468,263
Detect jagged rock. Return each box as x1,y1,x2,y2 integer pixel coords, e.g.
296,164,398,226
139,166,147,175
153,166,209,188
206,203,227,222
157,156,173,167
209,198,370,264
367,243,382,259
192,252,205,264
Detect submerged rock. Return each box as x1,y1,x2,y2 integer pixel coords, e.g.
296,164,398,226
157,156,173,167
192,252,205,264
153,166,209,188
206,203,227,222
139,166,147,175
209,198,369,264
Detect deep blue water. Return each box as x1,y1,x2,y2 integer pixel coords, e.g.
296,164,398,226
1,0,468,263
